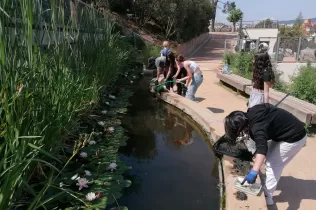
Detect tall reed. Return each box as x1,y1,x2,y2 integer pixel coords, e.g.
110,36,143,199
0,0,134,208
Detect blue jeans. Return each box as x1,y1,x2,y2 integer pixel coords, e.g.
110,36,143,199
185,71,203,101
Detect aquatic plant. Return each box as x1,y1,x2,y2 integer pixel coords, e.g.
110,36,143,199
0,0,141,209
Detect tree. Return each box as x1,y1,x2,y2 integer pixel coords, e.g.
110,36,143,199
84,0,213,42
294,11,304,26
223,2,243,32
210,0,219,32
255,19,274,28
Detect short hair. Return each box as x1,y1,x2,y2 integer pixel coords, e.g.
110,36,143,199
224,111,248,144
162,41,169,48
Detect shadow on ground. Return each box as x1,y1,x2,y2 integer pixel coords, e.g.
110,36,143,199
207,107,225,113
195,97,205,102
267,176,316,210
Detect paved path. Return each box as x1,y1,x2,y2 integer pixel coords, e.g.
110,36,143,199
189,33,316,210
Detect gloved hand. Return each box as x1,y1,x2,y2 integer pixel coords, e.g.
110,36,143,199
244,169,258,184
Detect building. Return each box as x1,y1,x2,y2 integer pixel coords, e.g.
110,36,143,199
303,19,316,36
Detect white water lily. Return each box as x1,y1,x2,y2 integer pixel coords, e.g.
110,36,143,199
86,192,97,201
80,152,88,158
85,170,92,176
105,102,110,105
76,178,89,190
108,162,117,171
71,173,80,180
98,121,105,126
101,110,107,115
109,94,116,99
89,140,97,145
107,127,115,133
130,81,133,84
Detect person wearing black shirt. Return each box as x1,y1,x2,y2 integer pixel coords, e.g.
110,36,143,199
248,52,274,108
224,103,307,206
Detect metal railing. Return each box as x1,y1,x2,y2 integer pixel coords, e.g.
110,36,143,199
239,20,279,29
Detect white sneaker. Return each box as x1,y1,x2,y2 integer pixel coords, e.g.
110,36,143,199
265,196,274,206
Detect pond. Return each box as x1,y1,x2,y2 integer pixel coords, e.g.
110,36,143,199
112,77,220,210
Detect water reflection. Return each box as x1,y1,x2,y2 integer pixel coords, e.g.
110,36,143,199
116,77,219,210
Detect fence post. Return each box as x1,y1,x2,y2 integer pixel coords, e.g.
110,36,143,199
275,35,281,63
255,38,260,52
224,39,227,53
264,20,266,28
296,36,302,63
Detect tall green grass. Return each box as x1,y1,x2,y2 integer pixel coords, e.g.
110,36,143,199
0,0,136,209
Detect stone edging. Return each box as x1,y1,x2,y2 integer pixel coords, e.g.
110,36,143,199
156,92,268,210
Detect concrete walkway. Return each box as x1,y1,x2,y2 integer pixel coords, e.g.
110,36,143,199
189,33,316,210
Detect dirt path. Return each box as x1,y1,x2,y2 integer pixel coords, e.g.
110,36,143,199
190,32,316,210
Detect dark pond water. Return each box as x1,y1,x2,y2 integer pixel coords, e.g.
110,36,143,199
116,77,220,210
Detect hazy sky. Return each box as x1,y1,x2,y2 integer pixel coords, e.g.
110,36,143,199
216,0,316,23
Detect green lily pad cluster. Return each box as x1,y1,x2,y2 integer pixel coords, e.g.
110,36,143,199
42,84,137,210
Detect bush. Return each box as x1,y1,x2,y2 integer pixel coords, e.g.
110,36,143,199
142,43,161,63
290,63,316,104
223,52,254,79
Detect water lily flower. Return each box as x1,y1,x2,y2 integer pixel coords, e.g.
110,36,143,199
108,162,117,171
71,173,80,180
89,140,97,145
107,127,115,133
76,178,89,190
105,102,110,105
85,170,92,176
86,192,97,201
109,94,116,99
80,152,88,158
98,121,105,126
101,110,107,115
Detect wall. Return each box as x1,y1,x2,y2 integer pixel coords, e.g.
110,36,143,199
176,32,211,57
277,62,316,83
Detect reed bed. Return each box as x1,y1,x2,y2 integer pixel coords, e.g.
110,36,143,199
0,0,140,209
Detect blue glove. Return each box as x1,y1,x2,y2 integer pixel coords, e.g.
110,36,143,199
244,169,258,184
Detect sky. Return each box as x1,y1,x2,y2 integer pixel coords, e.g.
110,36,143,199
215,0,316,23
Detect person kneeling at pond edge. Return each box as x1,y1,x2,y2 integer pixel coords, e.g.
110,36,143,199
175,54,203,101
224,103,307,206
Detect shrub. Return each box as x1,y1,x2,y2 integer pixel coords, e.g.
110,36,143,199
290,63,316,104
271,64,289,93
142,43,161,63
223,52,254,79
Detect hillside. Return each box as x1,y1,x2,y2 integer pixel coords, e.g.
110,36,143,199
279,17,316,25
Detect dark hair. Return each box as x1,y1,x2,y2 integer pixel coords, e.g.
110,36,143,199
176,54,185,62
252,52,275,90
224,111,248,144
167,51,175,67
